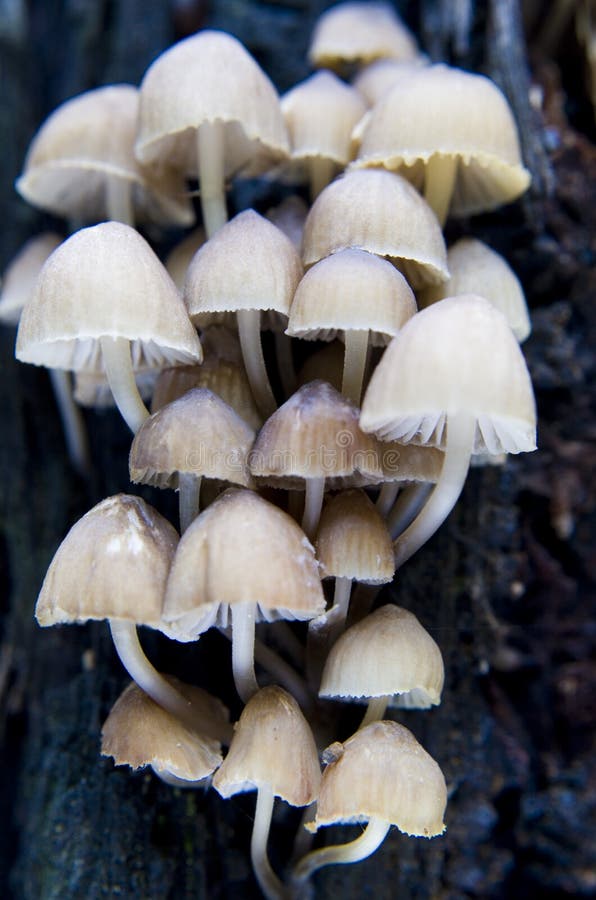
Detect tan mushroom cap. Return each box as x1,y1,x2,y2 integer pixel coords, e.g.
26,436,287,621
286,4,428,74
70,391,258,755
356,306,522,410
311,720,447,837
319,605,444,707
16,85,193,226
183,209,303,322
162,488,325,639
309,2,419,69
213,686,321,805
15,221,202,373
352,65,531,216
0,232,62,325
352,57,429,107
315,489,394,584
380,441,444,483
287,248,416,345
249,381,384,489
35,494,178,628
135,30,289,177
129,387,255,489
301,169,448,289
360,295,537,455
280,71,366,174
101,677,229,781
417,238,531,342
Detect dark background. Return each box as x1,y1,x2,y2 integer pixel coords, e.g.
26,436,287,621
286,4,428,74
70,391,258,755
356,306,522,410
1,1,595,897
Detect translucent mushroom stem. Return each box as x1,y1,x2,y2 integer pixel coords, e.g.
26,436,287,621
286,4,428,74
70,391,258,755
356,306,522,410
302,476,326,541
251,784,287,900
231,602,259,704
100,336,150,434
308,157,337,202
423,154,458,227
178,472,202,533
49,368,92,477
376,482,399,518
393,411,476,568
197,120,227,239
237,308,277,419
109,619,232,744
106,176,134,226
292,816,390,885
360,695,390,729
387,482,433,539
342,330,369,406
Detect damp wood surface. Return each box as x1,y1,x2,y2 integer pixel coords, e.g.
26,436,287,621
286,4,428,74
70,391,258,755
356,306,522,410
1,1,595,898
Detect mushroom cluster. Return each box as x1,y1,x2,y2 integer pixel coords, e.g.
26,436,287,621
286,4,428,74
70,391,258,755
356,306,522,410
4,3,538,897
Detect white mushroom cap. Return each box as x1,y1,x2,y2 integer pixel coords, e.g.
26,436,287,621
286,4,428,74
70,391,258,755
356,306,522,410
309,2,419,69
0,233,62,325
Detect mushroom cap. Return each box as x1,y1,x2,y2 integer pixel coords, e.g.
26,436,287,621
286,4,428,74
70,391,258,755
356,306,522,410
135,30,289,177
301,169,448,290
16,84,193,226
249,380,384,489
319,604,444,707
35,494,178,628
15,222,202,373
352,65,531,216
162,488,325,640
352,57,429,107
380,441,444,483
129,387,255,489
287,247,416,345
165,227,206,291
101,677,229,782
265,195,309,251
213,686,321,805
0,232,62,325
280,70,366,175
309,2,419,69
315,489,394,584
73,368,158,409
183,209,303,320
311,720,447,836
417,237,531,342
360,294,537,455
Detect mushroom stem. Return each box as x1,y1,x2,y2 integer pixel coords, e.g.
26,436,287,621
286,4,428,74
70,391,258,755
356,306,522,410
231,602,260,704
274,330,297,398
308,157,336,202
49,368,92,477
301,476,326,540
178,472,202,533
100,336,150,434
423,154,458,227
387,481,433,539
393,411,476,567
342,330,369,405
108,619,232,743
360,695,390,729
106,176,134,226
292,816,390,884
197,120,227,239
237,308,277,418
251,784,286,900
306,576,352,689
376,482,399,518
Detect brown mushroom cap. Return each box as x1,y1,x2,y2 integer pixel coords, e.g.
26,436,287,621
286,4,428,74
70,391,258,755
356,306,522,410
315,490,394,584
213,686,321,805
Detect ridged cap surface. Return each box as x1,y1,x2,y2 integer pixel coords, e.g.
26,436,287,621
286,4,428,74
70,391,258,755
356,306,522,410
315,490,394,583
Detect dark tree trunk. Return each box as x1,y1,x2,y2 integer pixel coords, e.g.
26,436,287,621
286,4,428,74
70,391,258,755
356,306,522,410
1,2,595,898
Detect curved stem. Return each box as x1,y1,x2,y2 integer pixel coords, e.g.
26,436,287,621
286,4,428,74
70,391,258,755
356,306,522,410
387,482,433,539
275,330,297,398
100,336,150,434
376,482,399,519
237,308,277,419
108,619,232,744
252,785,287,900
423,154,458,227
360,695,390,729
231,602,259,704
342,330,369,406
308,157,336,202
106,176,134,226
49,368,92,477
393,412,476,568
178,472,202,533
302,477,325,541
197,120,227,239
292,817,390,885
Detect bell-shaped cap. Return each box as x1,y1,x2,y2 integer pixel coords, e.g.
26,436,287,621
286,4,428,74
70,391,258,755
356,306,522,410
162,488,325,639
309,2,419,69
165,227,206,291
15,222,202,373
311,720,447,836
319,604,444,707
360,295,537,455
352,58,429,107
213,686,321,806
35,495,178,628
315,490,394,584
0,233,62,325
